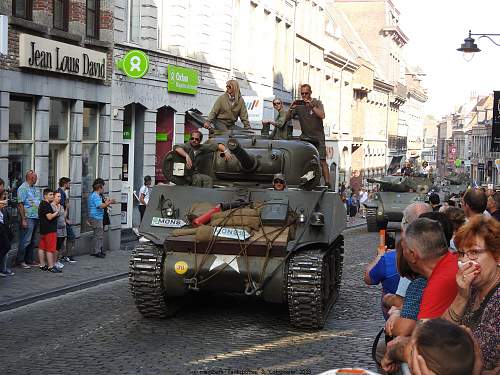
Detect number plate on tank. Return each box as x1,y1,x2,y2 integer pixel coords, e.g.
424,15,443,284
151,217,186,228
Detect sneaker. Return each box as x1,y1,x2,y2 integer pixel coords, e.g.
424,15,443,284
48,267,62,273
139,236,151,243
39,265,48,271
67,256,76,263
55,261,64,269
96,253,106,258
20,263,31,269
0,272,6,277
27,262,40,267
132,227,140,237
3,269,15,276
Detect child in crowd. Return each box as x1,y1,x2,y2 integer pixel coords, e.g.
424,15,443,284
38,189,62,273
52,191,67,268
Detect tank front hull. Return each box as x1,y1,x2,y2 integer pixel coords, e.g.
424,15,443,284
163,252,286,303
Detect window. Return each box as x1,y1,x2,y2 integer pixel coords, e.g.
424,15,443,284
48,99,70,190
12,0,32,20
81,104,99,233
8,96,34,191
126,0,141,42
86,0,100,38
53,0,69,31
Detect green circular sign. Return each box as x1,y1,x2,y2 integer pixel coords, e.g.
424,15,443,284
121,50,149,79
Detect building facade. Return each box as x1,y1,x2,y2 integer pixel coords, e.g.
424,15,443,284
0,0,115,251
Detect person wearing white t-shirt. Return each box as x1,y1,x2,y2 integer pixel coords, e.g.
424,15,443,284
138,175,152,223
359,188,368,218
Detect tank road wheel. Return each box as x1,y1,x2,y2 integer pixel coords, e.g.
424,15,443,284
365,207,378,232
129,243,169,318
286,242,343,330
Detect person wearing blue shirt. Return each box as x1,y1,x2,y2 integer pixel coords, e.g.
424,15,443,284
364,247,400,320
88,181,113,258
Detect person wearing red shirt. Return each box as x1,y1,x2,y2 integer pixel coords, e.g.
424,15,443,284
401,217,458,319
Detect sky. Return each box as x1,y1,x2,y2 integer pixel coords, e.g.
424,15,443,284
396,0,500,118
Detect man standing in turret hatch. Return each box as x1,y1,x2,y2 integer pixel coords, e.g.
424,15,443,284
173,130,233,187
287,84,331,188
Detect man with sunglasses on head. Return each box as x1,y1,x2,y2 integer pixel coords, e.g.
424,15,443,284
286,84,331,188
173,130,233,188
262,99,291,139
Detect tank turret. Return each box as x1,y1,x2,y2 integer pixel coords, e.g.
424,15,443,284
367,176,411,192
162,110,322,189
444,172,471,185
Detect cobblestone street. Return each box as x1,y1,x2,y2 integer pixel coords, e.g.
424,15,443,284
0,227,383,375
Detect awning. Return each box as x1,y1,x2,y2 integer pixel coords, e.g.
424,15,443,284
387,156,403,173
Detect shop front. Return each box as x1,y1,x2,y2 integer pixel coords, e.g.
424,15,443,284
0,33,112,249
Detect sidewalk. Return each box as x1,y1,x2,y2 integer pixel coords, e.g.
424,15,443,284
0,245,134,311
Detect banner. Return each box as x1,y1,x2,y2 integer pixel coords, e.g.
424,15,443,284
492,91,500,152
243,96,264,122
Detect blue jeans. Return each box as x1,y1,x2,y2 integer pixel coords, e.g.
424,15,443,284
16,218,39,265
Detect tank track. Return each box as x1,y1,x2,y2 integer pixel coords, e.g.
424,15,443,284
365,207,378,232
286,236,344,329
129,243,169,318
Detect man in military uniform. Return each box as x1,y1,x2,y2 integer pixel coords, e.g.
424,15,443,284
173,130,232,187
286,84,331,188
272,173,287,191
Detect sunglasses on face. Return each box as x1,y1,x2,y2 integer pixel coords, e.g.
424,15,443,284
190,137,201,142
273,102,282,106
273,179,285,184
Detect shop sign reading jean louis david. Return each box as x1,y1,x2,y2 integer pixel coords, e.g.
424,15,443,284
18,34,106,80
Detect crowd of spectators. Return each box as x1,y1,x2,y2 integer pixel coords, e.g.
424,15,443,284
0,170,115,277
363,186,499,375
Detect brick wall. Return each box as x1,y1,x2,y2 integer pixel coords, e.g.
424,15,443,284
1,0,114,84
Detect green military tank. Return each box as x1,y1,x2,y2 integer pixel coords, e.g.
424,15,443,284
363,175,432,232
129,109,345,329
440,172,471,200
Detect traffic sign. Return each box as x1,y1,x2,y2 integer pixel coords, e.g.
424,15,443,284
116,50,149,79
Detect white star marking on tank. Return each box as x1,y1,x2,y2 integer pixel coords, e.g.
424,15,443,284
209,254,240,273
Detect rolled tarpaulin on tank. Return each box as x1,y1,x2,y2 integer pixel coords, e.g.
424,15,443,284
210,216,261,230
211,208,259,219
171,228,198,237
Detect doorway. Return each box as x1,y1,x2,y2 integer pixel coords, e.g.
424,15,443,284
121,104,145,229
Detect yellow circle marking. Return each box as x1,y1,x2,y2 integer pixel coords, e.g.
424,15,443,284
174,261,188,275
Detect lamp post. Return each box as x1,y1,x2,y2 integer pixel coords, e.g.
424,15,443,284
457,30,500,60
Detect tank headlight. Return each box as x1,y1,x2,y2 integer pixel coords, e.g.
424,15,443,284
298,208,307,224
310,211,325,227
165,207,174,217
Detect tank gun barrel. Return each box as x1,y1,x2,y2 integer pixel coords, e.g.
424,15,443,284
227,137,258,172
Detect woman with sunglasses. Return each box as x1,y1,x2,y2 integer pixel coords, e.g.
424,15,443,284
262,99,290,140
203,80,250,130
442,215,500,372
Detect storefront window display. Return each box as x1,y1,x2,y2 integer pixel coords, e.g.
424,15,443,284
48,99,70,189
81,104,99,233
8,97,34,190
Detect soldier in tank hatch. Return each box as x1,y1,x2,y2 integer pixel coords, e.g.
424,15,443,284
173,130,233,188
286,84,331,188
272,173,287,191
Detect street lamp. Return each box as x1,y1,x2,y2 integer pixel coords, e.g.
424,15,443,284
457,30,500,60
